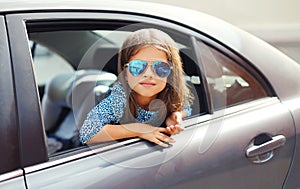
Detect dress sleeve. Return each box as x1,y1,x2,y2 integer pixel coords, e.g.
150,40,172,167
79,83,126,144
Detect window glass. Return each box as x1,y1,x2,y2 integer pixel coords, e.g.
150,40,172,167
31,42,74,86
92,30,130,47
196,40,268,110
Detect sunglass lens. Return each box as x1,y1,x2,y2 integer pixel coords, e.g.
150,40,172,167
129,60,147,76
152,61,171,78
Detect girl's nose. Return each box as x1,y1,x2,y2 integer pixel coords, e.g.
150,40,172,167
143,65,155,78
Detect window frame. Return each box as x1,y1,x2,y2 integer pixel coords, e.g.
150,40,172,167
0,16,22,176
192,37,275,113
5,11,276,174
6,14,49,169
6,11,209,163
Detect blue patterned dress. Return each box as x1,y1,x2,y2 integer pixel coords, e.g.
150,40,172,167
79,82,191,144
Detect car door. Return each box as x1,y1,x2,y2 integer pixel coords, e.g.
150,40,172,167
83,38,295,189
159,38,296,188
5,11,295,189
5,11,205,189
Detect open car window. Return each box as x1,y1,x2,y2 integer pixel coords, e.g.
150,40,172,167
27,21,206,156
27,20,272,157
31,42,74,85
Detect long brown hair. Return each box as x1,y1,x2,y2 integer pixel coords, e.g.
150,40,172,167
117,28,193,124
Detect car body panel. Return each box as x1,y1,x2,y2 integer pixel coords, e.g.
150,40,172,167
0,170,26,189
24,98,294,189
282,98,300,188
0,1,299,188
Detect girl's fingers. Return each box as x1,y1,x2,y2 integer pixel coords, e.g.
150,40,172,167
153,134,174,147
158,127,168,133
152,138,169,148
167,125,184,135
175,125,184,131
166,127,171,133
142,127,179,147
157,133,175,143
166,125,176,135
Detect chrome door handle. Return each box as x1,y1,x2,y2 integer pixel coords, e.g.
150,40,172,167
246,135,286,163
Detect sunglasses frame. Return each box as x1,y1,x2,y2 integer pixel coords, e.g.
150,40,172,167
125,60,173,78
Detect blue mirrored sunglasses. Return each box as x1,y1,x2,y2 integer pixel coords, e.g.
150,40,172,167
125,60,172,78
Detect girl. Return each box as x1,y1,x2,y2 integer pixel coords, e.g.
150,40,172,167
79,28,193,147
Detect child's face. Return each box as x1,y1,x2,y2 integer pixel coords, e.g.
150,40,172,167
126,46,168,102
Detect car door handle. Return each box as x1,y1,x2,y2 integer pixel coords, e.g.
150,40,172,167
246,135,286,163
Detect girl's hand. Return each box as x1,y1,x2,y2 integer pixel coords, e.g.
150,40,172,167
166,125,183,135
165,111,184,135
137,124,175,148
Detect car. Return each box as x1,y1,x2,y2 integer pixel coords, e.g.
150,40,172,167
1,0,300,188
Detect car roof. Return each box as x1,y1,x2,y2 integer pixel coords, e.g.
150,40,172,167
0,0,200,16
0,0,293,63
2,0,300,100
0,0,241,51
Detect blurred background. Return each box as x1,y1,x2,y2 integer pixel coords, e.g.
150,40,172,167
135,0,300,64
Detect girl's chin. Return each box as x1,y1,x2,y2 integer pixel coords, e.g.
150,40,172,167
134,90,158,99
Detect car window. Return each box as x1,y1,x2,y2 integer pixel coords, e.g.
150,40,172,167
30,41,74,86
27,23,205,156
92,30,186,49
28,30,119,155
196,40,268,110
27,21,270,156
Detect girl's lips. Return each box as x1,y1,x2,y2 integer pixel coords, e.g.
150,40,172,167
139,82,156,87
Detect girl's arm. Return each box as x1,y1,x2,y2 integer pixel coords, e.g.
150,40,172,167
87,123,175,147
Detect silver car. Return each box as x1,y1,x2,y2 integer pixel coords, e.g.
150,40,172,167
0,0,299,188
